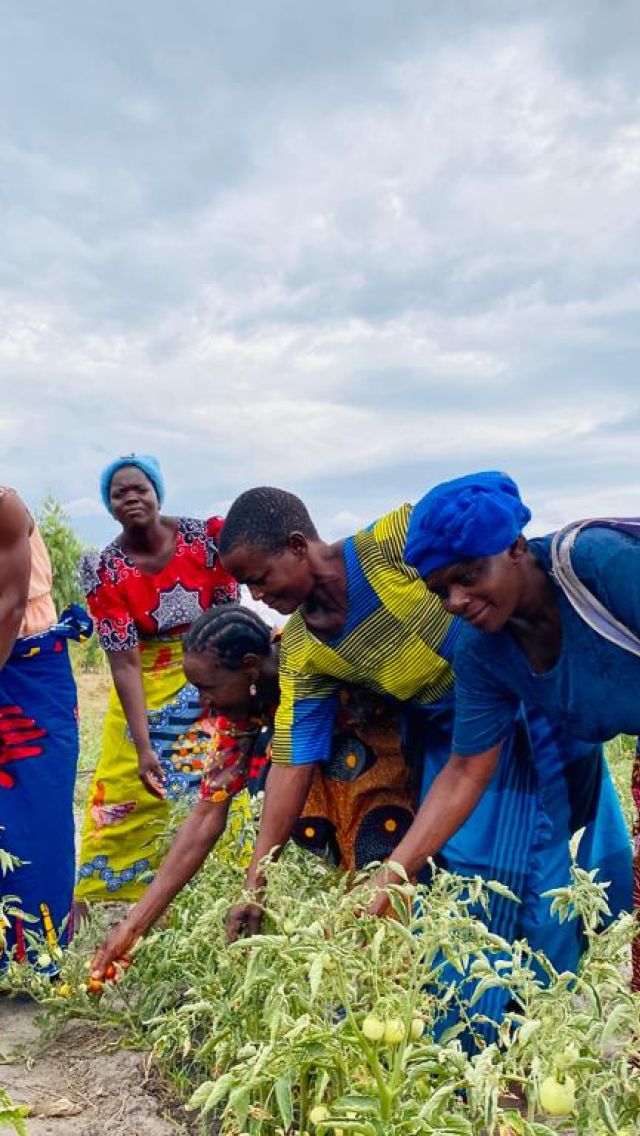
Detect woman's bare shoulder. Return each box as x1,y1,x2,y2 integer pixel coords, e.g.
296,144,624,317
0,488,31,544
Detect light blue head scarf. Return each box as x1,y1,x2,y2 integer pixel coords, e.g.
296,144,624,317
100,454,165,515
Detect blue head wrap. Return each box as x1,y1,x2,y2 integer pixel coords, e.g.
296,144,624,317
404,471,532,578
100,454,165,515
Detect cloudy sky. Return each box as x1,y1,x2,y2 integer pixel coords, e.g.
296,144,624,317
1,0,639,550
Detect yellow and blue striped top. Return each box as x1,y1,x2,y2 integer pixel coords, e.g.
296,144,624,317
271,504,460,766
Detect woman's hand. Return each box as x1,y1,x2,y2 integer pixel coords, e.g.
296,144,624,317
356,863,404,918
138,746,166,798
226,896,264,943
91,919,139,981
364,868,395,918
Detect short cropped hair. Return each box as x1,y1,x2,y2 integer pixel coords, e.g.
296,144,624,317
219,486,318,556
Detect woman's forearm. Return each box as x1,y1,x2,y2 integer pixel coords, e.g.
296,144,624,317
92,799,232,975
108,649,152,753
244,763,317,889
127,799,230,935
385,746,502,879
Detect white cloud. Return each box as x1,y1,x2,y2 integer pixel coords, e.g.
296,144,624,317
63,496,104,519
327,510,368,538
0,3,638,548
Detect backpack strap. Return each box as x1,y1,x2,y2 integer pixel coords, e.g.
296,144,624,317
550,518,640,659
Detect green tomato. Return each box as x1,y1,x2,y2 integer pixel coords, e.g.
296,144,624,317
362,1014,385,1041
410,1016,424,1040
309,1104,331,1125
555,1042,580,1070
516,1017,541,1045
539,1075,575,1116
36,952,52,968
282,919,296,935
383,1017,405,1045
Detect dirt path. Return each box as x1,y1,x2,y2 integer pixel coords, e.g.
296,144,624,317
0,998,189,1135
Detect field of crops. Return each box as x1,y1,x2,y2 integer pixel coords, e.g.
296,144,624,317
1,665,639,1136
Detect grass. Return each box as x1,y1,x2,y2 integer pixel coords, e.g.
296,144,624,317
70,644,110,810
604,733,636,833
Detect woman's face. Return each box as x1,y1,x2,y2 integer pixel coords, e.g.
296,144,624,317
183,650,255,718
109,466,158,528
426,547,524,633
220,539,314,615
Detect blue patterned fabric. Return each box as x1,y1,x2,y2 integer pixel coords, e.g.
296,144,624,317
405,471,532,578
452,529,640,751
0,608,90,961
406,700,631,1050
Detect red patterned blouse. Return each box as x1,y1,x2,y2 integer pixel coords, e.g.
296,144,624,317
81,516,239,651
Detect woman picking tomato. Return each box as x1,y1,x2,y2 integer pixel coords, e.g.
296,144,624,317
90,605,419,977
403,470,637,983
216,486,630,1045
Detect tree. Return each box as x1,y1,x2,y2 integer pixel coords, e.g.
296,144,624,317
36,494,84,615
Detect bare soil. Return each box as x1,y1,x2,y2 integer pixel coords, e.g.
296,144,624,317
0,997,191,1135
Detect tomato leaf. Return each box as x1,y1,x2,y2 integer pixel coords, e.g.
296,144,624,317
274,1074,293,1129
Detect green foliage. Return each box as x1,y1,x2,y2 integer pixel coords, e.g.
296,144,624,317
36,493,84,614
73,634,108,674
605,734,636,832
0,1087,29,1135
11,803,640,1136
0,829,34,968
74,681,108,808
77,702,105,775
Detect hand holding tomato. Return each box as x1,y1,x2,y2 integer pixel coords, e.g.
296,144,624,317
91,919,139,981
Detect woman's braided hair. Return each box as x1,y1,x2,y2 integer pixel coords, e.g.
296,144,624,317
183,605,272,670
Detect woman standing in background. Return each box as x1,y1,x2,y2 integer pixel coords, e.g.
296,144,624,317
75,455,239,906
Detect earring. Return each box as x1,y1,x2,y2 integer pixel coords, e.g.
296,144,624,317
249,681,257,697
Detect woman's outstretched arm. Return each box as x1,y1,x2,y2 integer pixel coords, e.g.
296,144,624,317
91,797,231,977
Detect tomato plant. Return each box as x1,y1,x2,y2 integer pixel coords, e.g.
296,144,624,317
3,787,640,1134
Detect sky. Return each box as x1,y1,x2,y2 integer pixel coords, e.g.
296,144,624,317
1,0,639,552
